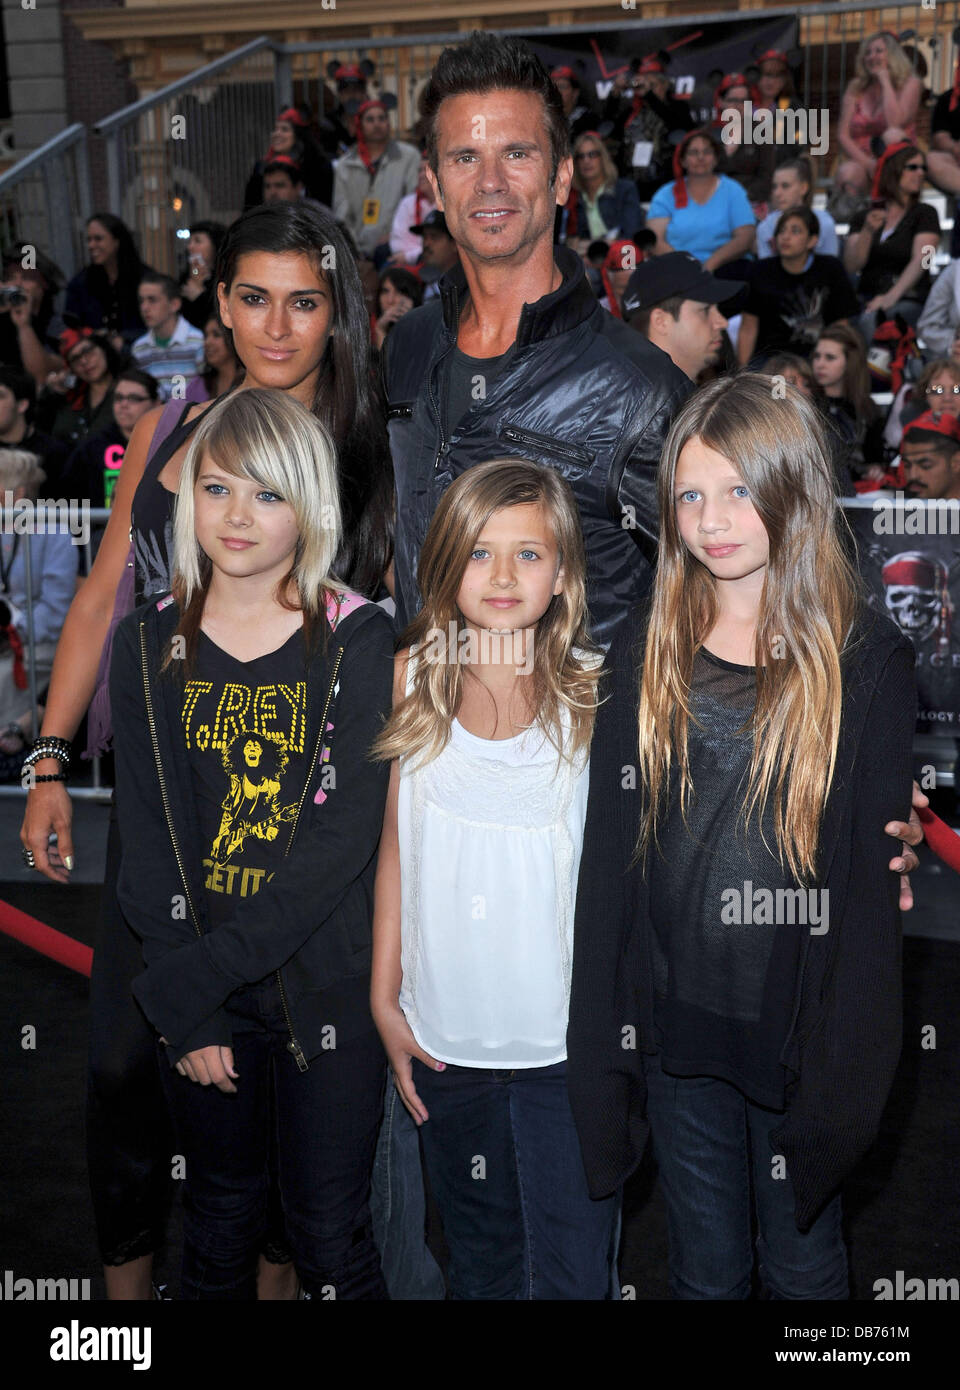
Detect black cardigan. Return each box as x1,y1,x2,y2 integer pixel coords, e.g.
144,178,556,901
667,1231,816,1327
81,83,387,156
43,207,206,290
109,591,394,1067
566,602,917,1231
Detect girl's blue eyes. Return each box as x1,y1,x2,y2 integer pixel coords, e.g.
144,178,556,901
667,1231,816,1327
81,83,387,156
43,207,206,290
677,486,750,503
203,483,284,502
471,549,540,561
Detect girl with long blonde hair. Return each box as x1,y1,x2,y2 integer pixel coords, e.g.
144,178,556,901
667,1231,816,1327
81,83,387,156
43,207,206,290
567,373,916,1299
109,388,394,1299
370,458,619,1299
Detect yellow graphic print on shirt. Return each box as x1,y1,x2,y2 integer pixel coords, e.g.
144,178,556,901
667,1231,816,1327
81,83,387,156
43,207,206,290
210,727,298,865
180,680,308,892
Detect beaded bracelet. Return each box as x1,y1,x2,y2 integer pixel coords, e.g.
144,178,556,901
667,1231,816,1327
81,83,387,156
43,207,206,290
31,773,68,783
23,737,72,771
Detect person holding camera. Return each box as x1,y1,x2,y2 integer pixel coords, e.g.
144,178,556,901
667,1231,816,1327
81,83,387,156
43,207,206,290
0,244,64,386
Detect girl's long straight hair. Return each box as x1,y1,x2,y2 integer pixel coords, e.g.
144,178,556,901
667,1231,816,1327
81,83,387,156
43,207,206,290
637,374,863,884
817,322,873,421
165,387,342,673
373,459,601,767
215,203,393,596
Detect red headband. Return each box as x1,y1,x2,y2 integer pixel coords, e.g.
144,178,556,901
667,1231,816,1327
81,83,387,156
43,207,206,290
59,326,94,363
871,140,914,200
600,239,639,320
672,129,714,209
277,108,307,128
882,553,944,587
757,49,788,69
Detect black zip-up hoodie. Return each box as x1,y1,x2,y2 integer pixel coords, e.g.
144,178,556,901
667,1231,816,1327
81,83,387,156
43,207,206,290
109,590,394,1068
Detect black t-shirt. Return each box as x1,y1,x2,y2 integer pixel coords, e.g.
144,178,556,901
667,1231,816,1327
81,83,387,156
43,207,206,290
849,201,940,300
744,254,859,358
443,343,517,441
61,421,126,509
645,648,804,1109
185,628,311,933
931,89,960,141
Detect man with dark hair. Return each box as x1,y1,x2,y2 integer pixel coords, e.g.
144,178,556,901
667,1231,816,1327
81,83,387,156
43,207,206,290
133,272,204,400
411,209,460,296
386,29,690,646
0,365,70,491
900,412,960,500
622,252,743,382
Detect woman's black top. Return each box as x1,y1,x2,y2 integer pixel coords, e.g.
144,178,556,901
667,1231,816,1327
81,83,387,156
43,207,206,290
131,404,203,604
850,201,940,302
646,648,802,1110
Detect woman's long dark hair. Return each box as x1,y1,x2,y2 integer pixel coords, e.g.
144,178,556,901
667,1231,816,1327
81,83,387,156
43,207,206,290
215,203,394,596
84,212,146,315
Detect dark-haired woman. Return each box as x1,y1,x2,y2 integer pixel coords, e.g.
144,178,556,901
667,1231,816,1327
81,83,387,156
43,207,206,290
647,130,756,271
64,214,149,350
244,108,334,211
38,329,120,449
372,267,422,351
195,314,241,401
179,222,228,331
843,144,939,337
20,201,394,1300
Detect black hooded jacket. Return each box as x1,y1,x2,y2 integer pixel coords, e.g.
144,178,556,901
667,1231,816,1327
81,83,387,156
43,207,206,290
383,245,690,647
109,590,394,1069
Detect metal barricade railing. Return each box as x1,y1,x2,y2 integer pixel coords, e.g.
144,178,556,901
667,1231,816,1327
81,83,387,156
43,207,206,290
0,504,112,802
0,125,92,282
94,37,282,276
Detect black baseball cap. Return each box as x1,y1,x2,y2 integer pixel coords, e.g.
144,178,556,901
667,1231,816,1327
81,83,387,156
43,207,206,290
621,252,745,319
411,210,450,237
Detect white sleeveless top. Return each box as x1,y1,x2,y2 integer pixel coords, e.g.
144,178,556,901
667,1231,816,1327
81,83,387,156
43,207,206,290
397,651,594,1068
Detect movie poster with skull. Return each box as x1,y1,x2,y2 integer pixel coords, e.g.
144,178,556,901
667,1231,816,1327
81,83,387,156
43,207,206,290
843,500,960,736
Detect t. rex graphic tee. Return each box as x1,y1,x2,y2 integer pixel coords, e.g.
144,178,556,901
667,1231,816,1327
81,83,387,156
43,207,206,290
183,627,312,930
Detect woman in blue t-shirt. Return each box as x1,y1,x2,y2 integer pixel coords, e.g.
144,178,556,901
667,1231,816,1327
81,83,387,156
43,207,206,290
646,129,756,272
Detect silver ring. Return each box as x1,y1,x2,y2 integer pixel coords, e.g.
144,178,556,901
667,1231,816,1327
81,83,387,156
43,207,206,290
21,847,35,868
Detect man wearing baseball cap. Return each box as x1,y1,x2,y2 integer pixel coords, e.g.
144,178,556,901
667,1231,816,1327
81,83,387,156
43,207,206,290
900,411,960,500
621,251,745,380
411,209,460,292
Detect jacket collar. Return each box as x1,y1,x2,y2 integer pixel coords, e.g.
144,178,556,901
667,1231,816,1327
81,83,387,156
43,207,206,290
438,243,598,348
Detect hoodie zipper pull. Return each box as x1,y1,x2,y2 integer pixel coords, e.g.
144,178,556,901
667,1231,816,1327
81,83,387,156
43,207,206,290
287,1040,309,1072
435,441,449,471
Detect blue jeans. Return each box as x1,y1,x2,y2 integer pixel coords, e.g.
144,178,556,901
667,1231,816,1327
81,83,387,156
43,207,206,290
412,1058,619,1300
369,1084,445,1299
643,1054,849,1300
159,976,388,1299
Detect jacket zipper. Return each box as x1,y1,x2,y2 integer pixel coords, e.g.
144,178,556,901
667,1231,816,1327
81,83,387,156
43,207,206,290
274,644,345,1073
428,345,451,471
499,423,593,467
139,624,203,941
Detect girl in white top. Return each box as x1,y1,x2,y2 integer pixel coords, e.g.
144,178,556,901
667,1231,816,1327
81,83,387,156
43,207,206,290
371,459,618,1300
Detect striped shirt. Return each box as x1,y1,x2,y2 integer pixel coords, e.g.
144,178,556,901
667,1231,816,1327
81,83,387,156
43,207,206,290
132,315,205,401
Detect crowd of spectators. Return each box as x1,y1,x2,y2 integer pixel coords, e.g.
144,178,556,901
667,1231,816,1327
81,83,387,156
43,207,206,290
4,27,960,766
